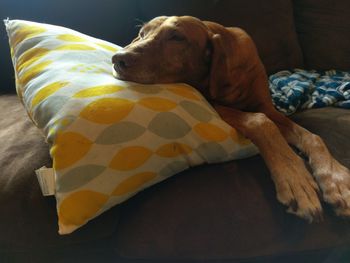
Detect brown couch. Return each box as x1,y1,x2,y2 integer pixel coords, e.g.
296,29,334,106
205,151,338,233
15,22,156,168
1,0,350,262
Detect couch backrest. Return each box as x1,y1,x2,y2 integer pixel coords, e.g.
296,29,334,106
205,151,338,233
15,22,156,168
1,0,304,94
294,0,350,71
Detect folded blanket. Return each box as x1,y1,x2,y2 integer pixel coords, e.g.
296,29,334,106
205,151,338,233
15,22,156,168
269,69,350,115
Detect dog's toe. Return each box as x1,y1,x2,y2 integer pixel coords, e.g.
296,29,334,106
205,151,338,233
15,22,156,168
274,164,323,222
311,208,324,223
316,159,350,216
335,207,350,217
288,199,298,212
286,197,323,223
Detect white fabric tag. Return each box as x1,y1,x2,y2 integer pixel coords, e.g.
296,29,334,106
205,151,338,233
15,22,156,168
35,166,56,196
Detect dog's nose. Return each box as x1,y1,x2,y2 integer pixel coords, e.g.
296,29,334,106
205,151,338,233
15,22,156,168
112,51,133,71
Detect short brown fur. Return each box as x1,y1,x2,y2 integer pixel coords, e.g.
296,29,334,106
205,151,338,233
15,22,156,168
112,16,350,221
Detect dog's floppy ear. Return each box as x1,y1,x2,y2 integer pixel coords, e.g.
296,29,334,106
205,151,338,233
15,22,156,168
208,33,234,100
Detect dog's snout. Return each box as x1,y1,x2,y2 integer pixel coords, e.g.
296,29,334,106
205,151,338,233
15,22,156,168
112,51,133,70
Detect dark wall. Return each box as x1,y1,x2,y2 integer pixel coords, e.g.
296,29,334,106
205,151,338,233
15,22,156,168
1,0,303,94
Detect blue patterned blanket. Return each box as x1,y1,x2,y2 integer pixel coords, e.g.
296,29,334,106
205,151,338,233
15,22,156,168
269,69,350,115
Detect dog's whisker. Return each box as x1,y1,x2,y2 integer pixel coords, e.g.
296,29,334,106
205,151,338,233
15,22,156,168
135,18,146,28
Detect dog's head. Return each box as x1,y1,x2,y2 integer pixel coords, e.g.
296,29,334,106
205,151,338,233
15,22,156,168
112,16,236,98
112,16,211,85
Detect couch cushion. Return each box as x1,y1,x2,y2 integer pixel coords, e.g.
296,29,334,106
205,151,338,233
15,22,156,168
0,95,120,250
294,0,350,70
136,0,303,74
2,94,350,261
114,108,350,260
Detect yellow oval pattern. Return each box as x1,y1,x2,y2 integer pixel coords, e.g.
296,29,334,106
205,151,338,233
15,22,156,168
55,44,96,51
230,128,251,145
57,34,86,42
80,98,134,124
51,132,93,170
31,81,69,108
73,85,123,98
18,60,53,87
167,85,200,100
112,172,157,196
155,142,192,157
10,47,14,58
138,97,177,111
194,123,228,141
58,190,109,227
109,146,152,171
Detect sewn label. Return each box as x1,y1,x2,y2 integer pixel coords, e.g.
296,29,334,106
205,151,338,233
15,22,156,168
35,166,56,196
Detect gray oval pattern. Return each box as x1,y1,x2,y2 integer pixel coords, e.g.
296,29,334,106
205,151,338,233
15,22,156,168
95,121,146,144
148,112,191,139
179,101,213,122
129,84,162,94
57,164,106,192
34,95,69,128
196,142,228,163
159,160,189,177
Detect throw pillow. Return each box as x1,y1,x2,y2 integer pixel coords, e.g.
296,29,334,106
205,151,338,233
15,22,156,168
5,19,258,234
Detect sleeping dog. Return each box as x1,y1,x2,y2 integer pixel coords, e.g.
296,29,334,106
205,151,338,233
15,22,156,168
112,16,350,222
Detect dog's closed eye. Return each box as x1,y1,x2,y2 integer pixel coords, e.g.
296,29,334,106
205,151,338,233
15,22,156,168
139,30,146,39
167,30,186,42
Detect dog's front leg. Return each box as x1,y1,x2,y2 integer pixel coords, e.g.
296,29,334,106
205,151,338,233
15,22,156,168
262,107,350,217
214,105,322,222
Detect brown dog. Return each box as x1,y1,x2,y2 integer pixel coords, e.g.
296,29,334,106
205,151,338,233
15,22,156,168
112,16,350,222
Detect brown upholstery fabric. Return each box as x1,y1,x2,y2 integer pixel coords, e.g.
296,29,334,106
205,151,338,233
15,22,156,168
1,1,350,261
294,0,350,70
115,108,350,260
135,0,304,74
0,95,120,251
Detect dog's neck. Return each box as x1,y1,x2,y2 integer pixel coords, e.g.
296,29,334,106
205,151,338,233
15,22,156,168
189,63,269,112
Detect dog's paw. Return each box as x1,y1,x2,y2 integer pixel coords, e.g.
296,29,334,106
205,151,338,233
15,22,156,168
273,159,323,222
316,159,350,217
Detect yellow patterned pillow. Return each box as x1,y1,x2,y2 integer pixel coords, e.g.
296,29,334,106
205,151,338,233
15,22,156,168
5,19,258,234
